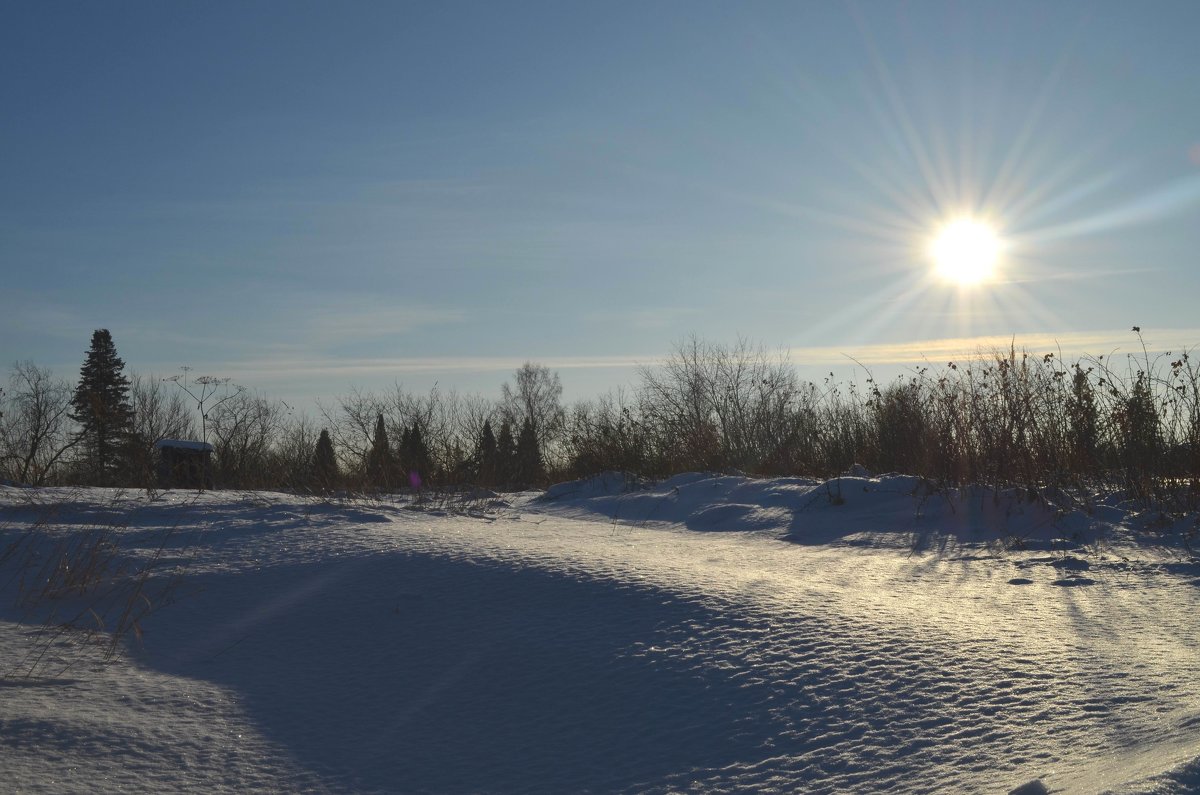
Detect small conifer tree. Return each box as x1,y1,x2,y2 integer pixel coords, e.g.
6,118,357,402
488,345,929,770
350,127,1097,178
71,329,134,484
475,419,498,487
1121,372,1160,495
1067,366,1099,473
365,414,395,490
515,417,546,487
496,419,516,489
402,422,431,489
313,428,339,492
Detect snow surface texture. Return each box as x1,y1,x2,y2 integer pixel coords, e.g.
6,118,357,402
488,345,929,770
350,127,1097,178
2,474,1199,794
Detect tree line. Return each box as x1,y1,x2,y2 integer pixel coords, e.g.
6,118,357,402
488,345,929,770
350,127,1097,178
0,329,559,492
3,329,1200,504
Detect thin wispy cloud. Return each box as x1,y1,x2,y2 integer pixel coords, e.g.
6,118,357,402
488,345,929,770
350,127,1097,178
218,354,658,383
1,295,109,344
149,327,1200,403
305,305,468,344
582,307,702,332
188,352,659,401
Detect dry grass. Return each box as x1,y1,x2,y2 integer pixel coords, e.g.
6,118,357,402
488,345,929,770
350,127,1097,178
0,490,194,679
564,334,1200,517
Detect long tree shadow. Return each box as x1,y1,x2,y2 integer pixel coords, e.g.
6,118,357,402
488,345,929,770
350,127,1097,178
135,548,792,793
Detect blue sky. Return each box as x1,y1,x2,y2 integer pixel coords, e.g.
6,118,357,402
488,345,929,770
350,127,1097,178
4,1,1200,403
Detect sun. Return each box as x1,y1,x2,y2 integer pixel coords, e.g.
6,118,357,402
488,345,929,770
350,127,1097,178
929,218,1001,285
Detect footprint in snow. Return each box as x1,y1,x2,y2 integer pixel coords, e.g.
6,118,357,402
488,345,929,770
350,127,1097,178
1007,577,1034,585
1051,577,1096,587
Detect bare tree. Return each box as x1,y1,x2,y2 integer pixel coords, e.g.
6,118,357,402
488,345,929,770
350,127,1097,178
0,361,78,485
637,336,801,472
318,387,387,484
208,390,286,488
268,412,321,490
501,362,565,468
637,337,724,471
446,391,499,479
564,387,651,476
131,373,196,444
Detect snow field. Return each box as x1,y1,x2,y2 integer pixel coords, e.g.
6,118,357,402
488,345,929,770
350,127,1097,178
2,476,1200,793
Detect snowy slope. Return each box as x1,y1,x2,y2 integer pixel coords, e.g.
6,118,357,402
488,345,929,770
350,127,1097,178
2,478,1199,794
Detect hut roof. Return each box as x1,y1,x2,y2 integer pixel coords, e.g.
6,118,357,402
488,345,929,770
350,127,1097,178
154,439,215,453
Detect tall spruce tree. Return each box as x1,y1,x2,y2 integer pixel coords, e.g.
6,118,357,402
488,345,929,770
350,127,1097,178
365,414,395,490
313,428,339,492
71,329,133,484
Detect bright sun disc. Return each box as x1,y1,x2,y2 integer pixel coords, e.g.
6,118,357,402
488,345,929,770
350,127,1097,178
930,219,1000,285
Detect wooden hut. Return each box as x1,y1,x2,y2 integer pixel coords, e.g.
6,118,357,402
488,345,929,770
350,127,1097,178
154,439,215,489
